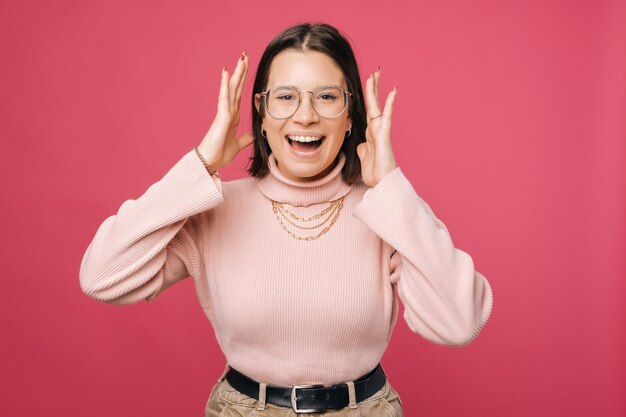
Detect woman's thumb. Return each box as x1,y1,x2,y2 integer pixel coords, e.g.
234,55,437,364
236,133,255,151
356,142,367,162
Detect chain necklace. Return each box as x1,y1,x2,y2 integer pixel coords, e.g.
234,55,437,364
271,197,345,241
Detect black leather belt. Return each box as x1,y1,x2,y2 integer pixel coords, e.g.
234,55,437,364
224,363,387,413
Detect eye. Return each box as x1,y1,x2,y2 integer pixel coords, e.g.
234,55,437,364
277,94,296,101
317,93,339,101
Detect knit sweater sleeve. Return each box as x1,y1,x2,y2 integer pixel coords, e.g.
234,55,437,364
79,150,224,305
353,167,494,346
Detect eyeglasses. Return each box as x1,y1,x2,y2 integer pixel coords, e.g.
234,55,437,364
259,85,352,119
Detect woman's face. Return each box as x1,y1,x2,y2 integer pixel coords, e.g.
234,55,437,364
256,49,352,182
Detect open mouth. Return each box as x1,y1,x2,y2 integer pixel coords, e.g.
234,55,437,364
286,135,326,152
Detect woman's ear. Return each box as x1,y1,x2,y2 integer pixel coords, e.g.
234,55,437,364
254,93,261,112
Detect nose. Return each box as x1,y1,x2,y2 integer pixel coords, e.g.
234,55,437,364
291,92,319,125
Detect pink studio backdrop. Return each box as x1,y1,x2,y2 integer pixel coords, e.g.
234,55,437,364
1,1,624,416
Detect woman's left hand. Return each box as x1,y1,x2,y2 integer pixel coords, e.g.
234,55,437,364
357,68,399,187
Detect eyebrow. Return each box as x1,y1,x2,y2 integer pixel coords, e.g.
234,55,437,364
266,83,346,90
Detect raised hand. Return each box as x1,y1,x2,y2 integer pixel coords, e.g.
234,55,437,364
197,51,254,170
356,68,399,187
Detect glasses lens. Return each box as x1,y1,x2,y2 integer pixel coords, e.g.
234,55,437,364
312,86,347,118
266,86,299,118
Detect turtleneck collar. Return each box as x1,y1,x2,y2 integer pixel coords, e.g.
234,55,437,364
256,152,353,206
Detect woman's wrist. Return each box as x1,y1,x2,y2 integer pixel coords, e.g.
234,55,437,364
193,147,220,178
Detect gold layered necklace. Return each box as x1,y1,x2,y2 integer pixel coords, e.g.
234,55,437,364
270,197,345,241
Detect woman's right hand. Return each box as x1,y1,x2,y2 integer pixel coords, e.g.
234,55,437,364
197,51,253,170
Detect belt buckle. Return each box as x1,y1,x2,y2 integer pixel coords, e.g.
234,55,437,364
291,384,325,413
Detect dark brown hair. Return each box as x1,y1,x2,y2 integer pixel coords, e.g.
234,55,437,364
246,23,367,185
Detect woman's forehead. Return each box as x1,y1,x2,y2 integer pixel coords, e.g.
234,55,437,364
267,49,347,89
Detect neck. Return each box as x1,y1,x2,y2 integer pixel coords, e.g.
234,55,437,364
255,151,353,207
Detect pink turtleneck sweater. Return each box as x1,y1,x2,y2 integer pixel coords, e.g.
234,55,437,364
80,149,493,385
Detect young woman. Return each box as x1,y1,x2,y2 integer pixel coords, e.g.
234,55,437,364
80,23,493,416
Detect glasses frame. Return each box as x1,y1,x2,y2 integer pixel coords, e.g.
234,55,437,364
259,84,352,119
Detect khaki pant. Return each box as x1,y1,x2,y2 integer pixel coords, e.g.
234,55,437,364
205,364,404,417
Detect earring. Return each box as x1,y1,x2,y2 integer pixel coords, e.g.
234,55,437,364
261,129,267,138
346,128,352,137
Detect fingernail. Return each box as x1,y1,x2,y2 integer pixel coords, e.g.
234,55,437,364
243,49,247,56
223,65,227,72
377,66,380,73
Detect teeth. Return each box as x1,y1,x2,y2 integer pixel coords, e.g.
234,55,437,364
288,135,323,143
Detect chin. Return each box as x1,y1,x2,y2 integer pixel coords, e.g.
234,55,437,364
288,165,325,180
281,159,330,181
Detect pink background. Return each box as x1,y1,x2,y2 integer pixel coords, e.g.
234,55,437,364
1,0,624,416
